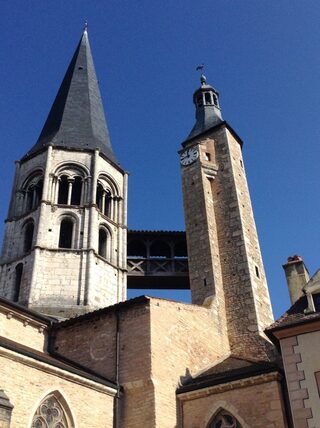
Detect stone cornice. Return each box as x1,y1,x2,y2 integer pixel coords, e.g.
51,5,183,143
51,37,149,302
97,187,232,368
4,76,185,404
177,371,282,401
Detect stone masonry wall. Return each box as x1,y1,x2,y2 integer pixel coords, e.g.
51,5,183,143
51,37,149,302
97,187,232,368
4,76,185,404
53,297,227,427
0,352,114,428
181,125,274,359
52,298,155,427
0,146,127,316
0,306,48,352
149,298,225,428
179,376,288,428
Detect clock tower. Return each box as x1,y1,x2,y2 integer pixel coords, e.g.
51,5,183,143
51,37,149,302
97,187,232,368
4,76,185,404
180,75,274,358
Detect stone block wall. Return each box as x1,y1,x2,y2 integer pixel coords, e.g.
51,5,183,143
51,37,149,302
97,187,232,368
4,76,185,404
178,374,288,428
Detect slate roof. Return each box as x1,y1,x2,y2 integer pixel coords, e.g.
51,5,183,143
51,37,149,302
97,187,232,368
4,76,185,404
177,355,280,394
266,295,320,333
183,80,223,143
23,29,118,165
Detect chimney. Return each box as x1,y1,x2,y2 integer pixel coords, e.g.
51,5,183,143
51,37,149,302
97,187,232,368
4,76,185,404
283,255,309,305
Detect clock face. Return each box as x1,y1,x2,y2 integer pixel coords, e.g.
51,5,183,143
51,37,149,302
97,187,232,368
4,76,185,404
180,147,199,166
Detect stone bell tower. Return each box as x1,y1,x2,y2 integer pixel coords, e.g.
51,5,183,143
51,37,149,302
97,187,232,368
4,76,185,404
0,28,128,317
179,74,274,357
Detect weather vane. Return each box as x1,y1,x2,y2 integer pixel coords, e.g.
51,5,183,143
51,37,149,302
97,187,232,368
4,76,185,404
84,21,88,32
196,64,206,85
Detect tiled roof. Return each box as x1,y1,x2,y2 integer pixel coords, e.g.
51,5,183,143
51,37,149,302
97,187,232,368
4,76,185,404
266,295,320,333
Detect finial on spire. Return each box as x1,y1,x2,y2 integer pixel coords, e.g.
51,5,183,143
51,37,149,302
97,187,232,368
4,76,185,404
196,64,206,86
83,21,88,33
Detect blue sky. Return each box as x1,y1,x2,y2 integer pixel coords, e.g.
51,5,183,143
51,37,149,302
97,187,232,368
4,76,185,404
1,1,320,318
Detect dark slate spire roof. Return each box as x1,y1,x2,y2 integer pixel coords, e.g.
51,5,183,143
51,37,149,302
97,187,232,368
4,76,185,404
184,74,223,143
23,28,118,164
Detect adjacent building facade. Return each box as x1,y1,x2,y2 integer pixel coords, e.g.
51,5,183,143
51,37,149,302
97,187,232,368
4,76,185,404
0,28,319,428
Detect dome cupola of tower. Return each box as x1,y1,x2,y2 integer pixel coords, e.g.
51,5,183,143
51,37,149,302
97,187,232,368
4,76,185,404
185,73,223,142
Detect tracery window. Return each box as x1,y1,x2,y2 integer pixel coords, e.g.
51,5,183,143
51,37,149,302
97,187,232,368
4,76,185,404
209,410,242,428
32,395,70,428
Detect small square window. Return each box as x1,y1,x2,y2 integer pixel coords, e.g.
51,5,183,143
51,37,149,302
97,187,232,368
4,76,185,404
204,152,211,161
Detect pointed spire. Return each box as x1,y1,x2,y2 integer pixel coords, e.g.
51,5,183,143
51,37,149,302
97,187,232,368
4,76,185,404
185,75,223,142
24,29,118,164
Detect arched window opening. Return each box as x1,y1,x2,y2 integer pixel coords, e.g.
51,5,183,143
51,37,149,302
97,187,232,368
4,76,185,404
104,191,112,217
213,94,218,106
174,241,188,258
98,228,108,258
127,240,147,258
24,221,34,252
96,183,112,217
31,392,73,428
26,188,34,212
58,175,69,204
35,179,43,205
96,183,104,210
150,241,171,258
209,410,242,428
13,263,23,302
59,219,74,249
71,176,82,205
23,173,44,213
205,92,212,105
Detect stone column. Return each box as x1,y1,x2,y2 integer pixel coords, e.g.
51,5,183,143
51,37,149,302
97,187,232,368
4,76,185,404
0,390,13,427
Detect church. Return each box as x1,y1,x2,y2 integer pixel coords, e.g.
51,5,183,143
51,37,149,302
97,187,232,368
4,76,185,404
0,27,320,428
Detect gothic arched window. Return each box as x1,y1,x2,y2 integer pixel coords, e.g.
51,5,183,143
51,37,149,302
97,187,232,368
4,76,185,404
13,263,23,302
209,410,242,428
24,220,34,252
31,392,74,428
59,218,74,249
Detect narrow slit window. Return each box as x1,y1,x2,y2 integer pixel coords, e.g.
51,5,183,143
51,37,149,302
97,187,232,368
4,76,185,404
255,265,260,278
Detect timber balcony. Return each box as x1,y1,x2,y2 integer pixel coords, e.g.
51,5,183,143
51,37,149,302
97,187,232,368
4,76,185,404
127,230,190,290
